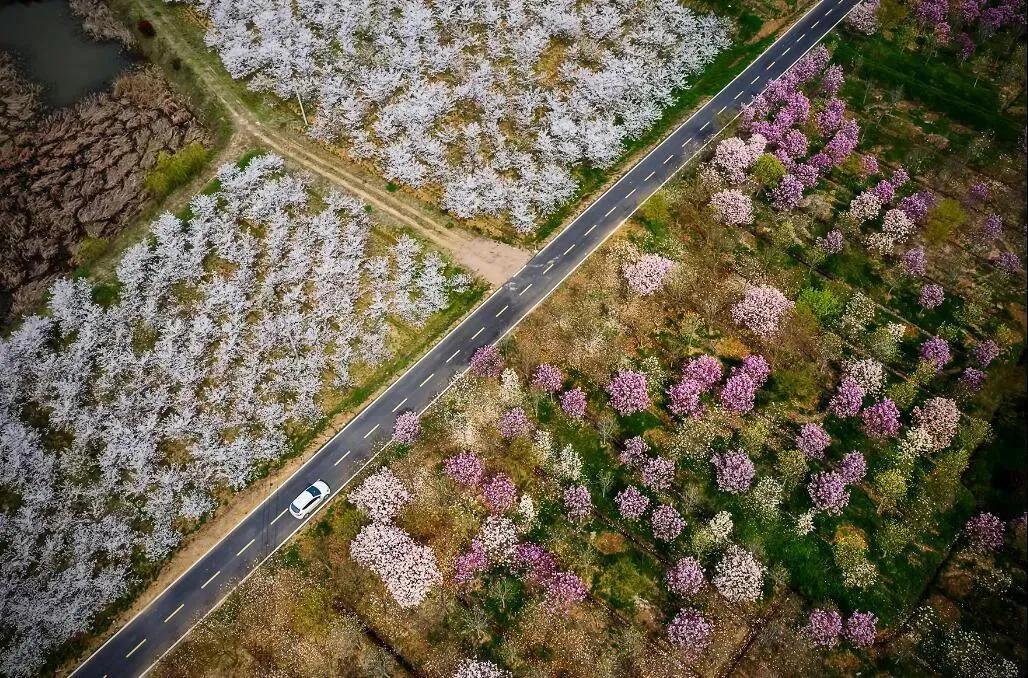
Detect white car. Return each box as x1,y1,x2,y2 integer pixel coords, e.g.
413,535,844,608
289,480,330,519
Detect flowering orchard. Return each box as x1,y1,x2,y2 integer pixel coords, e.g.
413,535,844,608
188,0,731,234
0,154,471,675
152,6,1024,675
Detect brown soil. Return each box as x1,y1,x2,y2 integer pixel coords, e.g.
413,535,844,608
0,56,205,318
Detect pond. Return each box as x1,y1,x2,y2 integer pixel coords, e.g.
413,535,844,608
0,0,132,109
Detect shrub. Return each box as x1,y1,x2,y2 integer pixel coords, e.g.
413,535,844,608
145,142,208,199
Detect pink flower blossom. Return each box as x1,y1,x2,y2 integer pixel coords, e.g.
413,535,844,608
668,608,713,657
720,371,757,414
710,189,755,225
469,344,503,378
969,181,990,201
732,285,794,338
911,397,960,451
682,354,723,391
620,436,650,468
651,504,684,541
615,485,651,520
514,543,558,584
771,174,805,211
805,609,843,648
350,522,441,608
563,484,592,521
667,378,704,418
829,377,865,418
482,473,517,513
796,423,832,460
919,336,952,372
711,450,756,493
846,0,880,34
739,354,770,387
982,214,1003,240
846,611,878,647
642,456,676,492
531,364,564,393
959,367,987,392
498,407,533,439
839,451,867,484
544,571,588,611
606,370,650,415
624,253,675,295
392,410,421,445
454,539,488,586
445,452,485,488
861,398,901,438
808,470,850,514
816,229,844,254
973,339,1000,367
918,283,944,309
348,468,412,521
560,387,587,419
965,512,1005,552
666,557,706,596
901,246,927,276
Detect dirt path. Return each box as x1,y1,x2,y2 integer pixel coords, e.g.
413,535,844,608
136,0,530,286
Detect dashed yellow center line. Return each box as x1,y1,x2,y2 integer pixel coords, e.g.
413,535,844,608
164,603,184,623
391,398,408,412
201,570,221,589
362,423,379,439
334,450,351,466
125,639,146,658
270,508,288,525
418,373,435,387
236,539,255,557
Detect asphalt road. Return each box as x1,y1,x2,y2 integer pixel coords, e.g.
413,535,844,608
71,0,858,674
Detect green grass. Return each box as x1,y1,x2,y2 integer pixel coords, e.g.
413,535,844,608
833,37,1024,144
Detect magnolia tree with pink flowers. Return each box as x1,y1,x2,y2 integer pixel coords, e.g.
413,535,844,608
350,521,442,608
348,468,413,521
606,369,651,414
667,607,713,657
732,285,794,338
392,410,421,445
709,189,755,225
623,253,675,295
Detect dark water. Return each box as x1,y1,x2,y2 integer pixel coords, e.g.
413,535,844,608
0,0,132,109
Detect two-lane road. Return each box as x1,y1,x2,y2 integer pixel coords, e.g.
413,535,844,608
72,0,858,674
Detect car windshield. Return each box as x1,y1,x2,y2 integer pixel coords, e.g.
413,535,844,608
307,485,321,498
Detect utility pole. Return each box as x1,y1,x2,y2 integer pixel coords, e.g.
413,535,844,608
295,85,309,126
